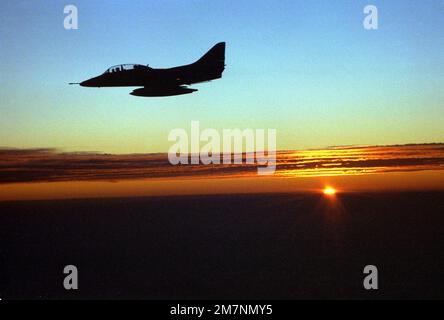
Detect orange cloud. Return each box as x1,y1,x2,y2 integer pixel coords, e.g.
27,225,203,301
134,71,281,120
0,144,443,184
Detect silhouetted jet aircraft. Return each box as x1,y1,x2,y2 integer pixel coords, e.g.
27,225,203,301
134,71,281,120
70,42,225,97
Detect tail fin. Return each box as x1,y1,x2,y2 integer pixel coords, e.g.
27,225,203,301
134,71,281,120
196,42,225,66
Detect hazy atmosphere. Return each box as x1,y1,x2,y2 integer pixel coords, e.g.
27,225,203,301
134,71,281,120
1,1,444,302
1,0,443,153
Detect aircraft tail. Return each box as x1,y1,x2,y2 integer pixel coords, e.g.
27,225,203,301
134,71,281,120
196,42,225,67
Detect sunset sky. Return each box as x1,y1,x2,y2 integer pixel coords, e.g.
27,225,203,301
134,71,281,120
1,0,443,153
1,144,443,201
1,1,443,200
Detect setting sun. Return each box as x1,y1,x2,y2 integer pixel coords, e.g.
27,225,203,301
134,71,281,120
323,187,337,196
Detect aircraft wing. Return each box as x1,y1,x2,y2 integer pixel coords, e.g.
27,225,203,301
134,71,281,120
130,86,198,97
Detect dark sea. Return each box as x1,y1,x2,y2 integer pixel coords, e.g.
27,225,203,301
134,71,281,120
1,192,444,299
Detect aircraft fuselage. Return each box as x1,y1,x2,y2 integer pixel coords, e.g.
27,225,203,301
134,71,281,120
76,42,225,97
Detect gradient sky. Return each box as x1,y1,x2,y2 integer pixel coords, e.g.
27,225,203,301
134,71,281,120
1,0,443,153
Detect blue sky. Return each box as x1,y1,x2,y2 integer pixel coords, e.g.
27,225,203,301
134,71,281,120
1,0,443,153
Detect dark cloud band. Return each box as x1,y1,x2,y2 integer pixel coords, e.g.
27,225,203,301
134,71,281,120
0,144,443,184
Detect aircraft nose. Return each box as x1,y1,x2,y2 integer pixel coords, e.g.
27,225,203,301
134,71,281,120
80,79,93,87
80,76,101,87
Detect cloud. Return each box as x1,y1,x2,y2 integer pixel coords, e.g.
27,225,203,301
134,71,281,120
0,144,443,183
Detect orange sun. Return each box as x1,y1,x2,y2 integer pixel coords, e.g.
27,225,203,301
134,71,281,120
323,186,337,196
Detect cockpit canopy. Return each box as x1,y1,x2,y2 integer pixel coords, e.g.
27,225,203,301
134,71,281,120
104,64,150,74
